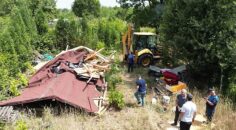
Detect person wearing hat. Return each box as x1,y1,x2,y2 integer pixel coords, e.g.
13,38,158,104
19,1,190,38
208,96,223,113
179,93,197,130
204,88,219,122
171,89,187,126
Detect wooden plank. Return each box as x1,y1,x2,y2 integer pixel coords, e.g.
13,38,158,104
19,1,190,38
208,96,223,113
0,107,7,116
93,64,110,71
86,76,93,84
98,105,109,116
10,113,18,122
84,48,104,61
79,73,100,79
6,106,13,120
1,106,9,117
98,96,102,112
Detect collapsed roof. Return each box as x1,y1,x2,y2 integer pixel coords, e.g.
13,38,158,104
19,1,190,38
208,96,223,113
0,46,111,113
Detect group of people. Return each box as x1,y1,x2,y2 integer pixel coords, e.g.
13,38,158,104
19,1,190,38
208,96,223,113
134,76,219,130
128,52,219,129
171,88,219,130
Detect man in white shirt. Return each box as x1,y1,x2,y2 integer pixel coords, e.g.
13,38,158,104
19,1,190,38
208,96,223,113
179,94,197,130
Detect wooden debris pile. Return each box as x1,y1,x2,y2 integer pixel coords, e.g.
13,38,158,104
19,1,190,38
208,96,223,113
0,106,18,123
71,48,113,82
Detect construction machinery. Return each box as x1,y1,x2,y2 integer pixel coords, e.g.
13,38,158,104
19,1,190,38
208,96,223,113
122,25,161,67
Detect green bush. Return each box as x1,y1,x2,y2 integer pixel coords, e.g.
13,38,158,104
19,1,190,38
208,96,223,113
96,41,105,50
109,90,125,110
9,79,20,96
15,119,28,130
109,74,122,89
17,73,28,86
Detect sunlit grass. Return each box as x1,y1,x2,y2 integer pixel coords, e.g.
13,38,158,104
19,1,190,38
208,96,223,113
3,67,236,130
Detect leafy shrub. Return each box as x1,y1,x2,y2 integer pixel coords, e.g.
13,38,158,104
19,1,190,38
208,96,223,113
0,122,5,129
9,79,20,96
17,73,28,86
96,41,105,50
15,119,27,130
108,74,122,89
109,90,125,110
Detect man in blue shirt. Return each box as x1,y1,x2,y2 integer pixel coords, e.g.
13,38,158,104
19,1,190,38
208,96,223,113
204,89,219,122
134,75,147,106
127,52,135,72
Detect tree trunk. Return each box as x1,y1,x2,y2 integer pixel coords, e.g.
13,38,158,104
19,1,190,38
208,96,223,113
220,68,224,92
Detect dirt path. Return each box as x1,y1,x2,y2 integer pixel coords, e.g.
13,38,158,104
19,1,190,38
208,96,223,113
115,71,170,130
116,69,207,130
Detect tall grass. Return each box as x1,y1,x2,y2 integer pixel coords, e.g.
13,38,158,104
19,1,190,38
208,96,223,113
3,67,236,130
190,89,236,130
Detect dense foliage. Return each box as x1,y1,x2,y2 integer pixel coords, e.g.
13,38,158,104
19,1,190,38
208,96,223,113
0,0,127,99
160,0,236,91
72,0,100,17
0,0,235,102
118,0,164,29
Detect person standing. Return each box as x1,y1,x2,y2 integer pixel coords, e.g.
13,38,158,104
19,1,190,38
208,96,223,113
179,94,197,130
134,75,147,106
127,52,134,72
204,89,219,123
171,89,187,126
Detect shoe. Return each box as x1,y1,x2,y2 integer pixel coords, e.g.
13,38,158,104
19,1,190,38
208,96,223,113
171,123,177,126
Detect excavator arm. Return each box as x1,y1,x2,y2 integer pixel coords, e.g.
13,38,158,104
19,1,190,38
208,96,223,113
122,24,133,61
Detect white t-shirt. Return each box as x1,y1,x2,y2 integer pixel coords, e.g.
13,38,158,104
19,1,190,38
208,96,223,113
180,101,197,122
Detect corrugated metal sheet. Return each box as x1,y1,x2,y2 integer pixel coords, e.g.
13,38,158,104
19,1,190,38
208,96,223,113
0,48,105,113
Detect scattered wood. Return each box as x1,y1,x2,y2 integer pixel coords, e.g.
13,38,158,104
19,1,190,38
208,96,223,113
0,106,18,123
93,64,110,71
32,46,113,114
84,48,104,61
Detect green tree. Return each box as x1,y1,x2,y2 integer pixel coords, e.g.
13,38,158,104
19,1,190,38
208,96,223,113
72,0,100,17
0,0,15,16
35,9,48,35
160,0,236,89
55,18,70,49
55,18,82,50
118,0,164,28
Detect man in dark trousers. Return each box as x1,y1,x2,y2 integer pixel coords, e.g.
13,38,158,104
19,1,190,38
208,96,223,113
134,75,147,106
127,52,134,72
179,93,197,130
171,89,187,126
204,89,219,123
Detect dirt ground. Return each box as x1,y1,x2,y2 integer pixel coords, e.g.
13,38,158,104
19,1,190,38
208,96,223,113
116,66,209,130
4,65,219,130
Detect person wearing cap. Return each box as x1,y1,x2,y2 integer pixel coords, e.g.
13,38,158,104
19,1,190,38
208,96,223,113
171,89,187,126
204,89,219,122
134,75,147,106
179,94,197,130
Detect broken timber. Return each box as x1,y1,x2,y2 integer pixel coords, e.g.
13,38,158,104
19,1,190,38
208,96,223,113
0,106,18,123
1,46,114,114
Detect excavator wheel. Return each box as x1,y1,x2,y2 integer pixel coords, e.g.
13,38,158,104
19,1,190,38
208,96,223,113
138,54,153,67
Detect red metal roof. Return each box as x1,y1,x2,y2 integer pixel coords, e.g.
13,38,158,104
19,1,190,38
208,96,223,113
0,48,105,113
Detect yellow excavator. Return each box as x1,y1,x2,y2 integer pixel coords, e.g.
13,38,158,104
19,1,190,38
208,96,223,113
122,25,161,67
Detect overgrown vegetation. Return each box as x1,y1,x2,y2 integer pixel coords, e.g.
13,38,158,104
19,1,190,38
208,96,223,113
106,54,124,110
0,0,126,99
0,0,235,129
160,0,236,94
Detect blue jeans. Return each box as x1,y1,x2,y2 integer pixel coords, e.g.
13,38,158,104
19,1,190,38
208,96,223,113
134,91,146,106
206,108,215,122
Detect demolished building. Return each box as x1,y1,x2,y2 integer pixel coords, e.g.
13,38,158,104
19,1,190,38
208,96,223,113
0,46,111,114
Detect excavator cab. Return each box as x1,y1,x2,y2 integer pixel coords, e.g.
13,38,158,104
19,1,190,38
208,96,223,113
133,32,158,54
122,25,161,67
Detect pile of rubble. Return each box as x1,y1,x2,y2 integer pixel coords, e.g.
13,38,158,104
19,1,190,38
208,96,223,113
0,46,113,115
